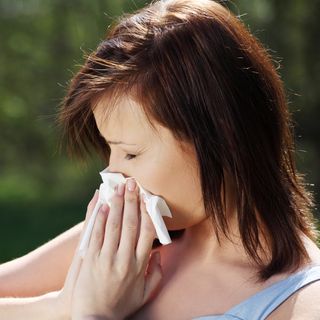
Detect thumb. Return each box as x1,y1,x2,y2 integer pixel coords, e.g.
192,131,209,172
56,248,83,319
64,189,99,290
63,250,83,292
143,251,163,304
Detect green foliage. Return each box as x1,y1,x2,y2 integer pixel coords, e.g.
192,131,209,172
229,0,320,237
0,0,319,262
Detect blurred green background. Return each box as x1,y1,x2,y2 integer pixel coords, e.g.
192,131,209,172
0,0,319,263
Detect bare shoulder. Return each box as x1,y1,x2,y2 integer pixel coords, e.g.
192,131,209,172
268,236,320,320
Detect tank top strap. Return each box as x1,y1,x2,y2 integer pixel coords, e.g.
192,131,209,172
225,264,320,319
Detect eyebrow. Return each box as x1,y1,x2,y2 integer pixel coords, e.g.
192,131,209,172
106,140,137,145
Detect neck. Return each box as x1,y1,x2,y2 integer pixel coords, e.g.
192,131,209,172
174,214,261,270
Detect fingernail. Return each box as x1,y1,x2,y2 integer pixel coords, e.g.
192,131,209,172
117,183,125,196
126,178,136,192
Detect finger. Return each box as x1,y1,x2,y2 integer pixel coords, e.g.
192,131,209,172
63,248,83,291
76,189,99,252
86,189,100,221
135,196,157,271
86,204,110,258
117,178,140,262
82,189,100,238
143,251,163,304
101,183,125,259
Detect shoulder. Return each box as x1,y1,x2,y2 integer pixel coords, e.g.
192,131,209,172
267,279,320,320
268,236,320,320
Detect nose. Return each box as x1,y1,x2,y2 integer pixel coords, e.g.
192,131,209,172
106,165,130,179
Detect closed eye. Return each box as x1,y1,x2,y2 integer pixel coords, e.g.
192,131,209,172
125,154,137,160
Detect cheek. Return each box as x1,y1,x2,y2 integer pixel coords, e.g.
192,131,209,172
132,132,204,230
162,175,205,230
136,162,204,230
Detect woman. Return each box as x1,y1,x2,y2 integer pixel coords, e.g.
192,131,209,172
1,0,320,319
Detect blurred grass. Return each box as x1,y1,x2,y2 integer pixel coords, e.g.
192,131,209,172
0,200,84,259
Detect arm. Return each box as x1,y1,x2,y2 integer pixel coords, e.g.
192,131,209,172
0,221,84,297
0,191,99,320
0,291,62,320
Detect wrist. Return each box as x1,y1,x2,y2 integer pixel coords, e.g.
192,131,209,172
42,291,68,320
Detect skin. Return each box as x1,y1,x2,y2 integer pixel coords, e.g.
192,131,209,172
92,94,252,268
0,222,83,297
0,184,162,320
58,185,163,320
0,92,319,319
93,95,206,233
91,93,320,319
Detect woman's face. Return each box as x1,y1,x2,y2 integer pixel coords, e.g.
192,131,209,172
93,94,207,231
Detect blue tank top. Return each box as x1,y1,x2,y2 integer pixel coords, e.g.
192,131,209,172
192,264,320,320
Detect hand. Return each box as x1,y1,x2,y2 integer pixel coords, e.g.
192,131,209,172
55,189,101,319
71,178,163,320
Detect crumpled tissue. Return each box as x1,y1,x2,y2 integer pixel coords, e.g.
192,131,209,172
78,167,172,257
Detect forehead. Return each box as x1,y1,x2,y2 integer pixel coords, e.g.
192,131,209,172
92,94,156,142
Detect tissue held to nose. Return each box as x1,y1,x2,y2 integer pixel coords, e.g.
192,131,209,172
78,167,172,257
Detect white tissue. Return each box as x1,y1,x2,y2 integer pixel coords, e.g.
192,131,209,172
78,167,172,257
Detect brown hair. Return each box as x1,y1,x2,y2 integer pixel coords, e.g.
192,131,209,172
58,0,318,280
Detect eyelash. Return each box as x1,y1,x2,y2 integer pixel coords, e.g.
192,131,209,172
125,154,137,160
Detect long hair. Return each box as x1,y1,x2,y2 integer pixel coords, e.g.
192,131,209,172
58,0,318,280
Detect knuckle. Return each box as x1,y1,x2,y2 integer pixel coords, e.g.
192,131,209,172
124,192,137,203
112,193,122,203
92,228,103,243
136,259,146,275
124,210,138,227
108,219,121,231
111,198,123,211
126,221,138,231
117,263,131,277
142,216,156,236
97,209,107,222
